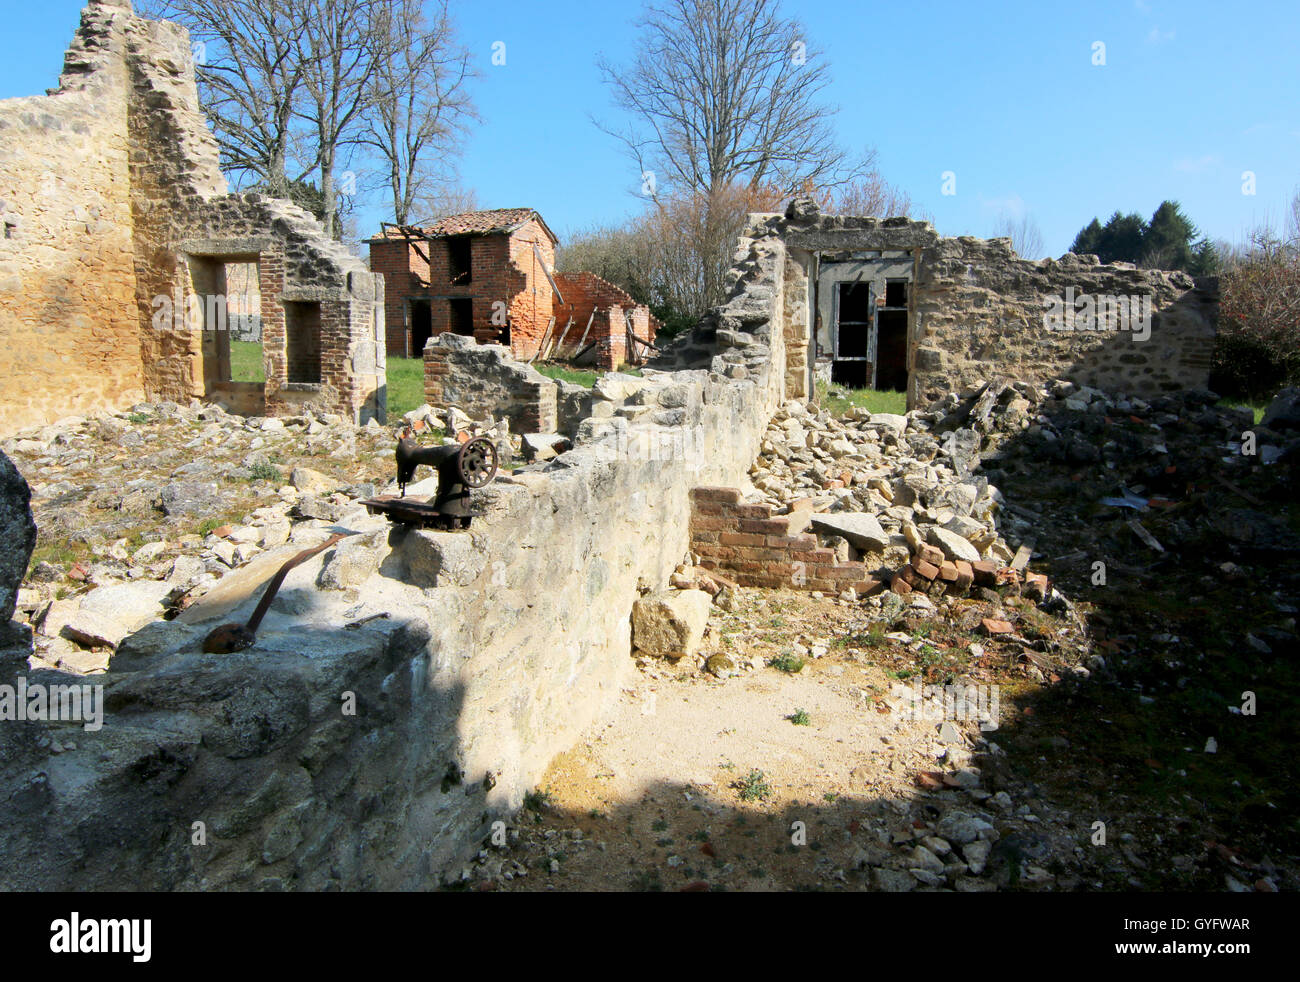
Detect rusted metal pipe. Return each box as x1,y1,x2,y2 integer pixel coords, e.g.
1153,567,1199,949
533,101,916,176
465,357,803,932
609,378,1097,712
201,532,351,654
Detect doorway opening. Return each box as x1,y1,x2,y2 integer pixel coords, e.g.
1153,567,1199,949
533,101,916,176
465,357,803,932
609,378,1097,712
449,297,474,337
832,281,872,386
409,299,432,356
876,279,909,392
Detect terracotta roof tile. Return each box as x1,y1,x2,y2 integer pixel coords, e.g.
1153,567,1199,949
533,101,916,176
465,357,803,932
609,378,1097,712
370,208,557,243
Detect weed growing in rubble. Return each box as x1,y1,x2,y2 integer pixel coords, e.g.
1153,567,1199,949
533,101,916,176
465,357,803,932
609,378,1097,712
523,789,552,813
247,462,280,483
768,652,805,673
786,708,811,726
833,623,888,649
126,412,151,424
736,770,772,802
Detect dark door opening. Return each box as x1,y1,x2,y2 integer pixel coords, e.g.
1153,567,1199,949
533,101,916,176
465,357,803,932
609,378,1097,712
409,299,432,356
876,310,908,391
449,298,474,337
875,278,909,392
833,282,873,387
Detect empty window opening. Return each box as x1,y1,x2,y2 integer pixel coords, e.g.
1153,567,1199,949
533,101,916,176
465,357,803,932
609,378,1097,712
3,221,16,240
883,279,907,309
285,301,322,384
447,236,472,285
409,299,432,356
449,297,474,337
835,282,872,359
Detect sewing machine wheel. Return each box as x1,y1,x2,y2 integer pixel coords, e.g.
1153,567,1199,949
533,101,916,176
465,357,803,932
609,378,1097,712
457,437,498,489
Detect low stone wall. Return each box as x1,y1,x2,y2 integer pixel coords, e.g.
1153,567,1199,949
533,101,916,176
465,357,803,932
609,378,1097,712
909,238,1218,405
424,335,558,434
0,217,791,890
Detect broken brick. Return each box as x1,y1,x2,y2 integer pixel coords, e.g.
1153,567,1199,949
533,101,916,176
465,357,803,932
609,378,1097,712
980,618,1014,636
916,544,945,567
913,558,940,581
971,560,998,587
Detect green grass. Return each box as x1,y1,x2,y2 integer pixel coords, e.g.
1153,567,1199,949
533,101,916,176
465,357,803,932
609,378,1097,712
535,363,599,387
1217,397,1269,424
814,379,907,417
768,652,806,674
230,340,265,383
386,356,426,420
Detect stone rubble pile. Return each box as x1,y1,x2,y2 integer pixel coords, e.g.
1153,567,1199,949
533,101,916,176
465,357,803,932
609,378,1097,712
750,377,1300,602
2,399,424,675
748,381,1024,593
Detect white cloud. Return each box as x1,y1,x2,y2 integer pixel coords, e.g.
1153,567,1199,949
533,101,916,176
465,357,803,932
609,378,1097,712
1146,26,1175,44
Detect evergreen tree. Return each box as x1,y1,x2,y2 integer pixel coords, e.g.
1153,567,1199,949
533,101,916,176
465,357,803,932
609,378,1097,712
1070,218,1103,257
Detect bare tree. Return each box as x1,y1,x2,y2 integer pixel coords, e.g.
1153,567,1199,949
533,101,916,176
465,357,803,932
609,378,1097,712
597,0,864,309
819,148,924,219
295,0,397,237
360,0,477,225
992,211,1046,260
410,185,482,226
597,0,856,198
139,0,311,193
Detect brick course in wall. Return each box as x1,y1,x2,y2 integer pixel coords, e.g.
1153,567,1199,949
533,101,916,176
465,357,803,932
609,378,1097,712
689,487,885,595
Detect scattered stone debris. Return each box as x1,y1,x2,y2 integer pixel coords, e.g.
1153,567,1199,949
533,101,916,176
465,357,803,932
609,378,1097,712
2,398,518,675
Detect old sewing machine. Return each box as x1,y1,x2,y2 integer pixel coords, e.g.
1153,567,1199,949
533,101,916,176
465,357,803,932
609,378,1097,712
359,431,499,530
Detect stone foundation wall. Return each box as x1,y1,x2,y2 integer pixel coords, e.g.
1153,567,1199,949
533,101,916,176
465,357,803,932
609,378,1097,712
0,225,791,890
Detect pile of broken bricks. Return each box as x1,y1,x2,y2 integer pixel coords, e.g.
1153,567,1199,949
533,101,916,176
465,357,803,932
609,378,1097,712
888,541,1049,632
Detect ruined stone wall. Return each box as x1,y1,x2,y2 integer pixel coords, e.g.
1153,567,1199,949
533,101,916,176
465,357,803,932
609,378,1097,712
0,220,792,891
0,0,145,435
0,0,386,432
777,207,1218,408
910,237,1217,405
424,335,558,434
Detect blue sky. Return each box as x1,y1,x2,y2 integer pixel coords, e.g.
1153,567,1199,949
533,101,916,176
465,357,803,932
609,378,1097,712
3,0,1297,256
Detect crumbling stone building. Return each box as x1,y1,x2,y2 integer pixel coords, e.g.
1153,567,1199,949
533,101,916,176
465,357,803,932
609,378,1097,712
0,0,386,436
658,200,1219,408
367,209,657,370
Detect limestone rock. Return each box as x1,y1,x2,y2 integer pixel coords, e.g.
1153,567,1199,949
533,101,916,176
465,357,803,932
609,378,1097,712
290,467,334,494
58,580,174,649
632,589,712,659
810,512,890,552
927,526,981,563
158,481,220,516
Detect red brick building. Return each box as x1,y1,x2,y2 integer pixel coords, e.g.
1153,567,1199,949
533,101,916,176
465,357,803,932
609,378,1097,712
366,208,657,370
